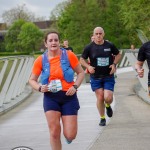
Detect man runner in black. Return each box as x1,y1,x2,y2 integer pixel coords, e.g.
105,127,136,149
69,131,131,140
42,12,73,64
80,27,121,126
135,41,150,95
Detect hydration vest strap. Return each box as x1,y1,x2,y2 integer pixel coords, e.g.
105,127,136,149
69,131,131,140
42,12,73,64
60,48,70,67
42,50,49,67
41,50,50,84
41,48,74,84
60,48,74,82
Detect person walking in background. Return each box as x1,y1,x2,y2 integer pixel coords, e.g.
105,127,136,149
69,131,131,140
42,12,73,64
85,35,95,74
135,41,150,95
80,27,121,126
130,44,135,50
63,39,74,52
91,35,95,42
29,31,84,150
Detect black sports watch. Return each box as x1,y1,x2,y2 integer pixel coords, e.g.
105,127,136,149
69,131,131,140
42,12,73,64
73,85,78,90
38,86,42,92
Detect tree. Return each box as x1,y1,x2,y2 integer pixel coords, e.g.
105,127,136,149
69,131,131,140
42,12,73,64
18,22,44,53
56,0,103,53
50,1,69,21
4,19,26,52
102,0,131,48
49,1,70,32
2,4,45,26
51,0,149,51
56,0,128,52
119,0,150,45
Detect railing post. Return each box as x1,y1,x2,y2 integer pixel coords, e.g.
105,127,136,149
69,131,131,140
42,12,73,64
125,51,148,92
0,56,34,113
2,59,18,104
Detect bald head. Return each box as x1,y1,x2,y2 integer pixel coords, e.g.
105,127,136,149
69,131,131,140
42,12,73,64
93,27,105,45
93,27,104,34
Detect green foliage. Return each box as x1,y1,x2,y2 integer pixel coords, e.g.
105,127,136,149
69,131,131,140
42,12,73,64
119,0,150,45
0,40,5,52
0,52,30,56
57,0,104,53
3,0,150,54
4,19,26,52
4,20,44,53
51,0,150,51
55,0,132,52
102,0,131,48
18,22,44,53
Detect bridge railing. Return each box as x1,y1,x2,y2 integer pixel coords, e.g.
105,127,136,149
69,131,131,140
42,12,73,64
122,49,148,93
0,50,148,114
0,55,34,114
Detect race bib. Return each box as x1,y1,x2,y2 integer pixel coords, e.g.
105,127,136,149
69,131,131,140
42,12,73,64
48,80,62,93
97,57,109,66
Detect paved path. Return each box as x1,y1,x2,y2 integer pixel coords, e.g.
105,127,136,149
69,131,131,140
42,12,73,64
0,68,150,150
88,71,150,150
0,80,106,150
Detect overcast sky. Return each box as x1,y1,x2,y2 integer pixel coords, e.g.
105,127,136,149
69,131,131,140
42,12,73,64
0,0,67,22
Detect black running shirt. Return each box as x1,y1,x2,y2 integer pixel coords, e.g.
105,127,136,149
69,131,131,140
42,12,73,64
137,41,150,66
63,47,73,52
137,41,150,85
81,40,120,78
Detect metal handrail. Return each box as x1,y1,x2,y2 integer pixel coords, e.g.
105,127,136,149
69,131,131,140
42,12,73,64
0,50,148,113
0,55,34,114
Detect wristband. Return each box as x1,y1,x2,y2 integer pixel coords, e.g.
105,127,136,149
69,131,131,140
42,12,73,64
38,86,42,92
73,85,78,90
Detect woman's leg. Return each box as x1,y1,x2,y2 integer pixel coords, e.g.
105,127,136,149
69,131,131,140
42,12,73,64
45,110,62,150
62,115,78,142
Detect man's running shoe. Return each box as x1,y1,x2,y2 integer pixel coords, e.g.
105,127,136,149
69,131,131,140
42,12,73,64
106,105,113,117
65,138,72,144
99,118,106,126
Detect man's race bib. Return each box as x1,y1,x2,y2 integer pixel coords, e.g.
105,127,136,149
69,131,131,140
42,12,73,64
48,80,62,93
97,57,109,66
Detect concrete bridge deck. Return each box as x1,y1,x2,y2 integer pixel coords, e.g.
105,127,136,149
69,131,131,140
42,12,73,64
0,68,150,150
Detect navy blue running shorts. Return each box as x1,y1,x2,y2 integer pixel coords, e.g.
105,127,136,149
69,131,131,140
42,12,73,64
43,91,80,115
90,76,115,92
